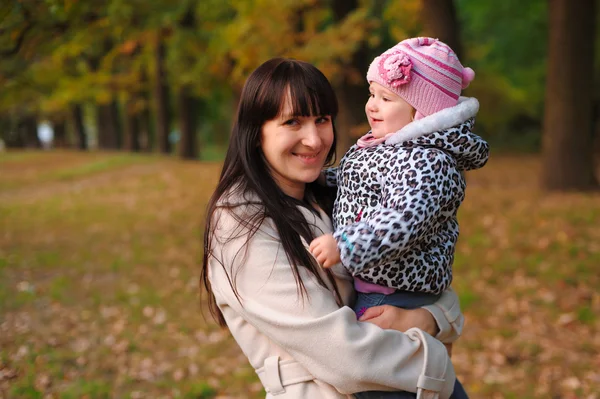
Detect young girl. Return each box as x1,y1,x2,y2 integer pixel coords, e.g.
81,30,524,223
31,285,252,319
310,37,490,398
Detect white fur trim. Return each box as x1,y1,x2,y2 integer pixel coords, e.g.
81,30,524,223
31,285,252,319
385,97,480,145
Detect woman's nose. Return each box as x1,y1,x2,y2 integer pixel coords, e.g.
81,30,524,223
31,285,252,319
302,123,322,148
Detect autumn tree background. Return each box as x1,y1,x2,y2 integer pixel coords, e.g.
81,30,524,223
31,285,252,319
1,0,600,398
3,0,597,187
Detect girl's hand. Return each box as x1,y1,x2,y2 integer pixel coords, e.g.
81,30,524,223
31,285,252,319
359,305,440,337
309,234,341,268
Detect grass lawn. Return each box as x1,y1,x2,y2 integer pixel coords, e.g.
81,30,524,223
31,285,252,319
0,150,599,398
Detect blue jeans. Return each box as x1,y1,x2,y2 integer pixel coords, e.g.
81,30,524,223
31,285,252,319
354,379,469,399
353,291,468,399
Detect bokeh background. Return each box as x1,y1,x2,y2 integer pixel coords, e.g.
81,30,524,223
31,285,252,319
1,0,599,398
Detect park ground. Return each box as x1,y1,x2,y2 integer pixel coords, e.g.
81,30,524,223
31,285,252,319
0,151,599,398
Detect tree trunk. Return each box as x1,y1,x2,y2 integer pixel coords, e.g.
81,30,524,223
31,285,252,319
96,101,120,150
420,0,463,58
124,100,140,152
154,31,171,154
109,101,121,149
140,104,153,152
331,0,371,158
71,104,87,150
139,70,154,152
53,119,68,148
541,0,598,191
3,117,25,148
19,115,40,148
178,85,198,159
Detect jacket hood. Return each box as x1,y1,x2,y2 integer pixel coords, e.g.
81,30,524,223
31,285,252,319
385,97,488,171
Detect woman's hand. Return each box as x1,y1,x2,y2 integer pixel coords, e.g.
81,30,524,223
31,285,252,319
359,305,440,337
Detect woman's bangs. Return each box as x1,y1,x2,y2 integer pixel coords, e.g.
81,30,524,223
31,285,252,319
286,71,338,118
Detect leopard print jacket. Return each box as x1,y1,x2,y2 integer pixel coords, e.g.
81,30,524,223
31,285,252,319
325,97,489,294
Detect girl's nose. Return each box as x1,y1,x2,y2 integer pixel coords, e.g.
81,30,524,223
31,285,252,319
366,97,377,112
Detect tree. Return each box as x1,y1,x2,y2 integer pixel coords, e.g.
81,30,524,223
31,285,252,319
71,104,88,150
541,0,598,191
421,0,462,58
52,118,68,148
175,6,199,160
154,31,171,154
330,0,372,156
124,99,141,151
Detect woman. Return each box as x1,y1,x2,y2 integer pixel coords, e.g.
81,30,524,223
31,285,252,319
201,58,464,399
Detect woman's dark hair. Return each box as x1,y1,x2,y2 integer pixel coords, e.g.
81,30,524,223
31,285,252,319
201,58,341,326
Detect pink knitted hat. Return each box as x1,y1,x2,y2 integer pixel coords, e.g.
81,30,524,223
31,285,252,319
366,37,475,118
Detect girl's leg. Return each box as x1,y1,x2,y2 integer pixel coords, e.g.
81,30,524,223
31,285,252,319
450,379,469,399
354,380,468,399
354,391,415,399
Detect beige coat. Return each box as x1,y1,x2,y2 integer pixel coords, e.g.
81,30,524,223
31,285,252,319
208,196,464,399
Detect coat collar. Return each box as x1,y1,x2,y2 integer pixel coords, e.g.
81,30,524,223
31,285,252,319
385,97,479,145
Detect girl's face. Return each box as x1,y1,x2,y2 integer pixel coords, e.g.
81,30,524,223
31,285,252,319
261,96,334,200
365,82,414,138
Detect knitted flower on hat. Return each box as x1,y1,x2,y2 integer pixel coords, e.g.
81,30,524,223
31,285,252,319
379,51,412,88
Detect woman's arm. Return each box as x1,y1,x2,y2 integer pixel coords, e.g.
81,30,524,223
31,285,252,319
210,214,455,398
358,288,464,344
423,287,464,343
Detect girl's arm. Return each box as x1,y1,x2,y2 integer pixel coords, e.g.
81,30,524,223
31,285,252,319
210,213,456,398
322,166,338,187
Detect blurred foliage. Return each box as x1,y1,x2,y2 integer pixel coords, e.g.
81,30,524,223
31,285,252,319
457,0,548,148
0,0,597,152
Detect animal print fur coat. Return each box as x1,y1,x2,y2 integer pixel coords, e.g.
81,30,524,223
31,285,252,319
324,97,489,294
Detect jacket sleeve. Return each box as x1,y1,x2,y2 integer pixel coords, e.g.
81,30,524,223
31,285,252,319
411,119,490,171
455,131,489,170
424,287,464,343
323,166,338,187
210,213,455,398
333,149,458,276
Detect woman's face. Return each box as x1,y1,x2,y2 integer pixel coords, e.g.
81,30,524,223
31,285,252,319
261,96,334,200
365,82,414,138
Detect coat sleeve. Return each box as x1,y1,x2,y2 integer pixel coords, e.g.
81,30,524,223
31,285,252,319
210,212,456,398
333,149,458,276
424,287,464,343
323,166,338,187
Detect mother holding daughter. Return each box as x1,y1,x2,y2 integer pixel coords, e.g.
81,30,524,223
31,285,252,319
201,40,471,398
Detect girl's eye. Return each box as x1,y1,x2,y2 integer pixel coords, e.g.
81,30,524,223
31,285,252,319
368,93,374,98
283,119,299,126
383,97,390,102
316,116,331,124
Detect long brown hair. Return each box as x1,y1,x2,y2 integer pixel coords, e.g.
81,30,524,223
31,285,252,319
201,58,341,326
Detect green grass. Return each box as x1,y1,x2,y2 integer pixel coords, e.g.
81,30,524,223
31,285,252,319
0,151,599,398
44,153,154,181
